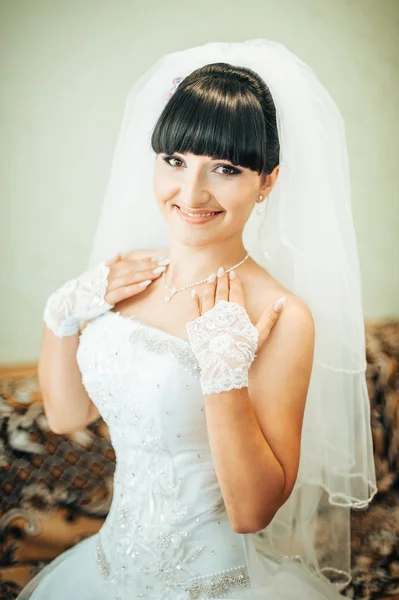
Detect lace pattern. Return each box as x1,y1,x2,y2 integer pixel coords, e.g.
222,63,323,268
43,262,114,337
186,300,259,395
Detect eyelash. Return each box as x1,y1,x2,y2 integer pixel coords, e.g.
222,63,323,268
162,155,241,176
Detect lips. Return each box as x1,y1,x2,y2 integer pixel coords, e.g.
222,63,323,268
174,205,223,225
175,205,222,216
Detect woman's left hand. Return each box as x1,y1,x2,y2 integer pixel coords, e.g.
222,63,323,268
186,267,287,395
188,267,286,353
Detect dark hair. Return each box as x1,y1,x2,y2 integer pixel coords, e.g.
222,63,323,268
151,62,280,178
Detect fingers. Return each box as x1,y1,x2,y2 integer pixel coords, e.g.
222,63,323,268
255,296,287,348
107,256,169,290
104,253,170,305
201,273,217,313
214,267,229,305
105,280,158,305
195,268,245,315
227,270,244,306
189,288,201,320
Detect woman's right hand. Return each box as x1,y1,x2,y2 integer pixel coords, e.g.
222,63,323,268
43,253,169,338
102,252,169,306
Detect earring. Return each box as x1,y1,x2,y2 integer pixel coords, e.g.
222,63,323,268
256,195,265,216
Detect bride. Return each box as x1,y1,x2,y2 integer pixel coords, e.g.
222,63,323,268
17,39,377,599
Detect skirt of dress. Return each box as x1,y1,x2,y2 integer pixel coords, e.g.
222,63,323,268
16,532,345,600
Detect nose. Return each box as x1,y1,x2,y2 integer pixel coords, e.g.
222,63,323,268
177,167,211,209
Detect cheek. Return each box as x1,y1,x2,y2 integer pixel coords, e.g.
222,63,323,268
222,188,255,221
153,172,175,204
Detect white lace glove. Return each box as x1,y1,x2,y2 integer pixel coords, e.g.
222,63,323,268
43,263,114,338
186,300,259,395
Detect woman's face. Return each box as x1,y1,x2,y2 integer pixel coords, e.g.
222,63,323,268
153,152,278,246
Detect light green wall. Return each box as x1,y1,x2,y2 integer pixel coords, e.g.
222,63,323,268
1,0,398,364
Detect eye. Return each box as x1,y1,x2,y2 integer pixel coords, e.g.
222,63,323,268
161,155,241,176
214,164,241,176
162,155,183,168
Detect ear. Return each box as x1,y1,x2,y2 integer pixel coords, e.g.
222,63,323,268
260,165,280,198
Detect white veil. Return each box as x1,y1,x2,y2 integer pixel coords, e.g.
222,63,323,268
87,39,377,591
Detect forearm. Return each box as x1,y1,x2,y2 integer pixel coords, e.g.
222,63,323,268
38,325,95,433
204,386,285,533
40,261,115,432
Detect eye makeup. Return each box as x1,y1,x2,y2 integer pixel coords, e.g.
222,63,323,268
161,154,242,176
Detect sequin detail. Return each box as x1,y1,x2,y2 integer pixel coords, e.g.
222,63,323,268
129,325,201,378
77,309,251,600
96,531,250,600
96,532,110,578
187,564,250,599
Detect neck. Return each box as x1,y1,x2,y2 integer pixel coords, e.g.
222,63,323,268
165,236,248,289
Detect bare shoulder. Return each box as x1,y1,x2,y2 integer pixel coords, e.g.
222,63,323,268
242,261,311,321
244,259,314,336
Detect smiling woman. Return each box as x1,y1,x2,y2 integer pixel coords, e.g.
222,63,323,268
23,39,377,600
150,64,280,249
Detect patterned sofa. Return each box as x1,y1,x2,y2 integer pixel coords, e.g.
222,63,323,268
0,319,398,600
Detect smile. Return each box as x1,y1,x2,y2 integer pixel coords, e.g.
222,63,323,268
174,205,223,224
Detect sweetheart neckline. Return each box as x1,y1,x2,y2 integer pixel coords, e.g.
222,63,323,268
107,310,191,347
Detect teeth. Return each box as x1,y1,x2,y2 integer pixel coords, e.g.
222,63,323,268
179,207,219,218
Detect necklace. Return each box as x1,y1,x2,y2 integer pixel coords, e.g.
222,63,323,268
162,253,250,302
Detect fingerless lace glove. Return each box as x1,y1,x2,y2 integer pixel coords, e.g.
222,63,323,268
43,263,114,338
186,300,259,395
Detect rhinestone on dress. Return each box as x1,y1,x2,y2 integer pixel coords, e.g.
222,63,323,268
96,533,111,578
77,305,250,600
187,564,250,599
128,326,201,378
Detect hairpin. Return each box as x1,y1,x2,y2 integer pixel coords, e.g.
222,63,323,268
167,76,184,100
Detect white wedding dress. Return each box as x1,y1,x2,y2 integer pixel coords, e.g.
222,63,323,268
17,310,346,600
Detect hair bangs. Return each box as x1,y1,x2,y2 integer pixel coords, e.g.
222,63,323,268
151,78,269,175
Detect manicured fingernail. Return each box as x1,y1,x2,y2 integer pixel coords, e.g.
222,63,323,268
157,258,170,266
191,289,197,298
217,266,225,277
153,266,166,274
273,296,287,313
229,270,236,280
208,273,216,283
139,279,152,287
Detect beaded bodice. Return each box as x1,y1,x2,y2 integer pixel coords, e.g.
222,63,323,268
76,310,251,600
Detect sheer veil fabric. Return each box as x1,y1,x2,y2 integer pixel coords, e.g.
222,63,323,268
87,39,377,591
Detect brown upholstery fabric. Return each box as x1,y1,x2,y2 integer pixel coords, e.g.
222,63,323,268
0,320,398,599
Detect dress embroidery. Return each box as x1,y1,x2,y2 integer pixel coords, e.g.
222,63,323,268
187,565,251,599
96,533,250,600
129,324,201,378
77,310,251,599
